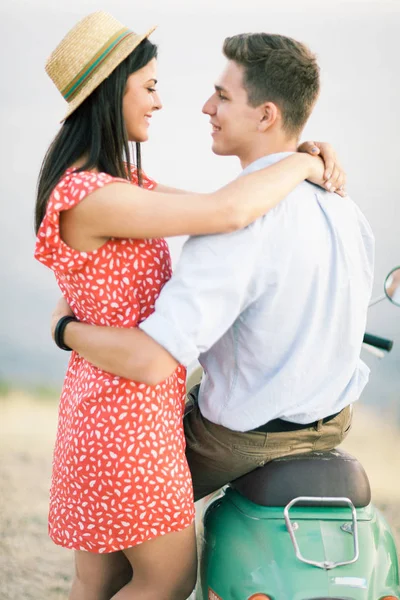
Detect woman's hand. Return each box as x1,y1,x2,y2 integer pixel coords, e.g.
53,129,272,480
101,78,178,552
303,153,341,193
298,141,346,197
51,296,74,341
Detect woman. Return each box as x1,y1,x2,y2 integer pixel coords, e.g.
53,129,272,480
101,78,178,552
35,11,344,600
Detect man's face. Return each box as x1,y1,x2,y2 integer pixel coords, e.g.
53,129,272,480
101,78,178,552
202,60,263,159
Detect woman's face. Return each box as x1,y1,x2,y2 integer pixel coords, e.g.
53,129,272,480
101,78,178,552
123,57,162,142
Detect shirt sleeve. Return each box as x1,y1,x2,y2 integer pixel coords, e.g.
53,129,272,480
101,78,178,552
139,222,263,366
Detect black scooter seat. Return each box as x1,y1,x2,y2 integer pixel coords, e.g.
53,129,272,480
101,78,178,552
230,449,371,508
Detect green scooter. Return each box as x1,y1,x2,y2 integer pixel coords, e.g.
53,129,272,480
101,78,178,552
195,267,400,600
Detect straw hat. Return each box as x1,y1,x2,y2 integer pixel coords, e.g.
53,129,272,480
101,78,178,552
46,11,156,121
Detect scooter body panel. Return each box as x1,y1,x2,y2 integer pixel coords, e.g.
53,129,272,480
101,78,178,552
198,487,400,600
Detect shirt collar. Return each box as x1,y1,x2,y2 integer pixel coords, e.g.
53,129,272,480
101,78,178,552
240,152,296,177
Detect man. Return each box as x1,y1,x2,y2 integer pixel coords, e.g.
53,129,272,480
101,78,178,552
52,32,374,501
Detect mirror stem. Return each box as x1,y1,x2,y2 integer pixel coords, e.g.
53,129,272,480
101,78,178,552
368,294,387,307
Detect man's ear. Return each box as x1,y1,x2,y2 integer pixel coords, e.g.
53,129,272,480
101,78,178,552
258,102,279,132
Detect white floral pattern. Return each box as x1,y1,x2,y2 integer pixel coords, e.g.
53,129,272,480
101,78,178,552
34,168,194,553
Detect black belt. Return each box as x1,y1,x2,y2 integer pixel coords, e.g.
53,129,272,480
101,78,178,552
249,410,341,434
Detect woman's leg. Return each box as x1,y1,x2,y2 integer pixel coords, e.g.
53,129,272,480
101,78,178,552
111,523,197,600
69,549,133,600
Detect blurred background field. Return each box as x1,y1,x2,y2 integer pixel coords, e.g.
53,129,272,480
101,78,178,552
1,388,399,600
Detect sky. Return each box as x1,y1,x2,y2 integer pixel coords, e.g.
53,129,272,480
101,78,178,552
0,0,399,414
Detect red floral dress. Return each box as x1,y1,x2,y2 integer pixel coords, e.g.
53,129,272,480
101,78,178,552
34,168,194,553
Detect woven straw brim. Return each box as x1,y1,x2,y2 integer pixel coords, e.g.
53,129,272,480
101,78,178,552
60,25,156,122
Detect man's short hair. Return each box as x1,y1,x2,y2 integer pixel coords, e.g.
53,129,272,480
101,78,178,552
223,33,320,137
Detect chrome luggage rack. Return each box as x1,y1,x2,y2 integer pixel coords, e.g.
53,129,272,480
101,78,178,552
283,496,359,570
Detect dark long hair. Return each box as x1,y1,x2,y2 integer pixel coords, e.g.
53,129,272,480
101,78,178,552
35,38,158,233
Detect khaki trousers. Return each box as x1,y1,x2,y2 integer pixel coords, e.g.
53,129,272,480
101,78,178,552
184,385,353,502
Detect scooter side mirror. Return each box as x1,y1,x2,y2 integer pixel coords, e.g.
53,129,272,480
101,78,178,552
384,266,400,307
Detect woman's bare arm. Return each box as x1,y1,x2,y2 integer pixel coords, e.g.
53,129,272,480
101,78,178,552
62,153,325,246
153,183,190,194
154,141,346,196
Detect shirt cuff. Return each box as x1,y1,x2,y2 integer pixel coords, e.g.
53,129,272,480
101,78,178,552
139,312,200,367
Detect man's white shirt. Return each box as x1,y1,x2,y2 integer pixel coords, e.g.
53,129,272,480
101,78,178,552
140,152,375,432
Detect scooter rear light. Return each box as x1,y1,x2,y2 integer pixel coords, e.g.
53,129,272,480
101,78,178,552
248,595,272,600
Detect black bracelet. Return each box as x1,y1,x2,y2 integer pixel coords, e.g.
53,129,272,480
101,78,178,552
54,316,77,351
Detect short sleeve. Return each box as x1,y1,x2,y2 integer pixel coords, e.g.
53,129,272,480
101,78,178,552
139,223,264,365
34,170,121,273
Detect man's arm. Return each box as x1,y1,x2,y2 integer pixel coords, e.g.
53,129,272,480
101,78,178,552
61,318,179,385
57,224,264,384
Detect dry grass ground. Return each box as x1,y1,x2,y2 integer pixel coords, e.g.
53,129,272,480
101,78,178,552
0,391,399,599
